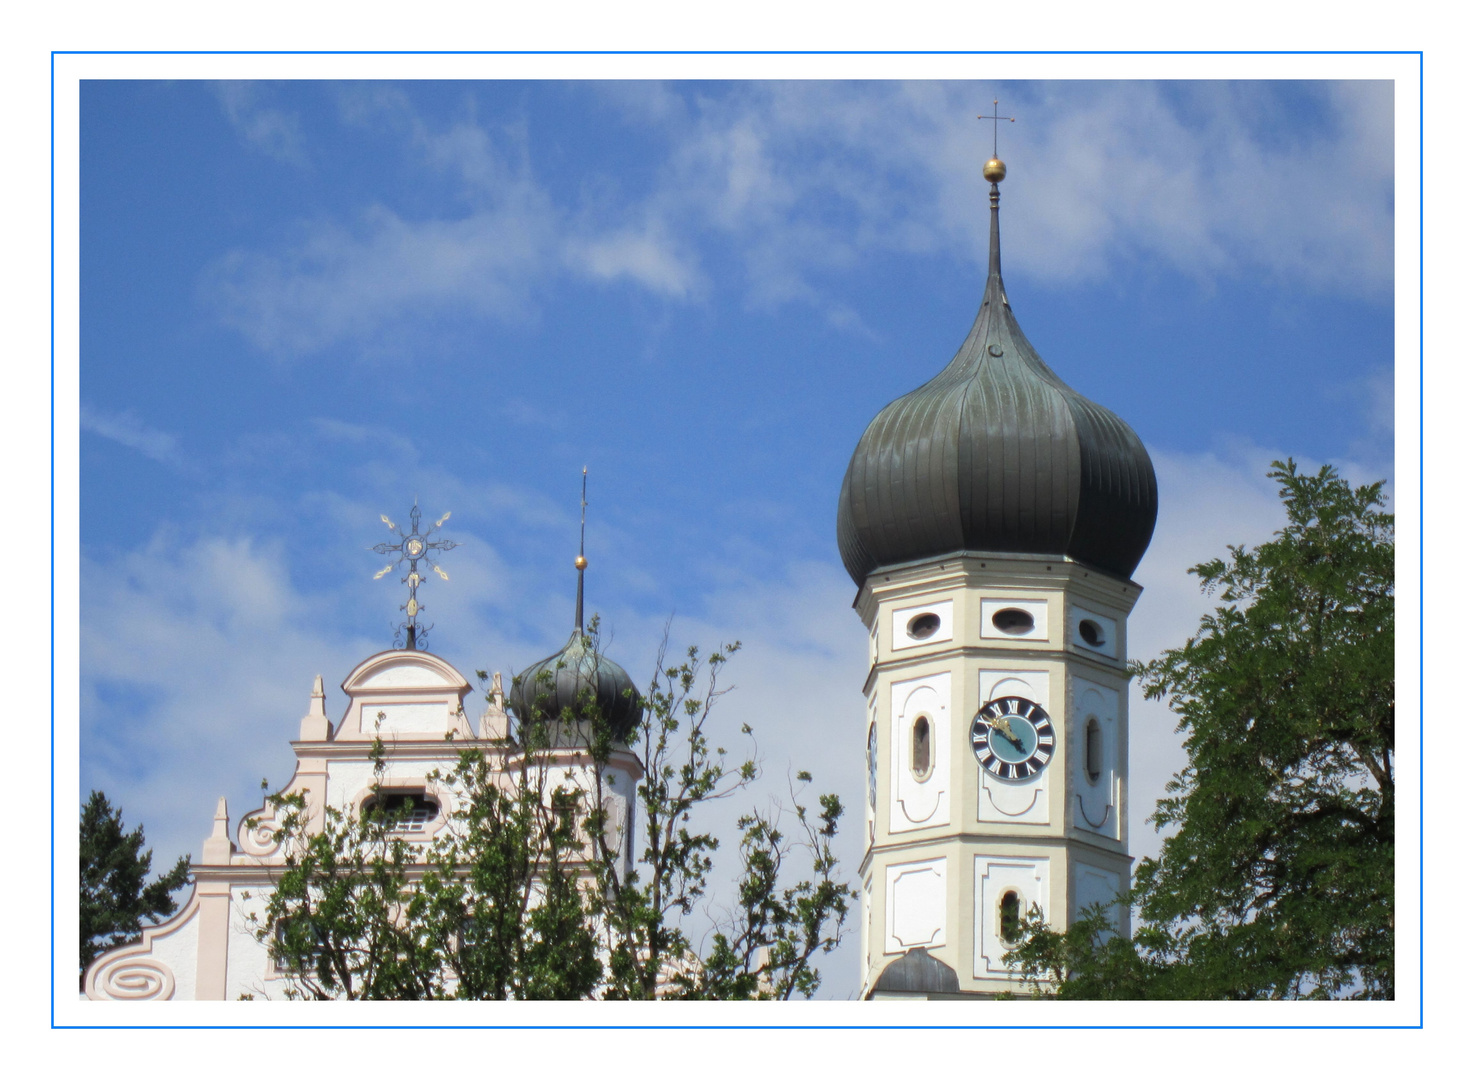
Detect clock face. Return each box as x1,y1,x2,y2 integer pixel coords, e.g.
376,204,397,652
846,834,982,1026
970,696,1054,781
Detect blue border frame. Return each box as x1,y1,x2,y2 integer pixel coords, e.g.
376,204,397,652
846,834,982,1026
54,51,1422,1030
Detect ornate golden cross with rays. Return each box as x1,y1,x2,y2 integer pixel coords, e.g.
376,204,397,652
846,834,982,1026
372,499,459,650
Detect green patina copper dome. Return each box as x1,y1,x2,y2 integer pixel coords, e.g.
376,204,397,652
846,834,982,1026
509,531,643,742
837,172,1157,585
510,627,643,742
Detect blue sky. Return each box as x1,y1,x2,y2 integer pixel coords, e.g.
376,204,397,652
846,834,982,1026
77,79,1394,997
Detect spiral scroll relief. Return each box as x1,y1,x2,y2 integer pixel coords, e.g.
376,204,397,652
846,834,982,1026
239,811,284,858
90,955,176,1000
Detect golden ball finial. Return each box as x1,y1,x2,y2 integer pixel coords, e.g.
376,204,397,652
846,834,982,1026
575,554,588,570
983,157,1007,183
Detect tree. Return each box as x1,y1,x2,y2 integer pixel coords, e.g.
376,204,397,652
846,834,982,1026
252,628,852,1000
579,638,852,1000
1006,460,1394,1000
79,791,191,985
252,719,602,1000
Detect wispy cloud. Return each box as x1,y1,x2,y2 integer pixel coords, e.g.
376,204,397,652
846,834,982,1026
204,81,1392,361
80,403,191,471
215,82,308,166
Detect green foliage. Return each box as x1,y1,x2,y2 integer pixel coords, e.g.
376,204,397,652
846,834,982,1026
575,634,854,1000
79,791,190,983
251,626,852,1000
253,716,601,1000
1007,461,1394,1000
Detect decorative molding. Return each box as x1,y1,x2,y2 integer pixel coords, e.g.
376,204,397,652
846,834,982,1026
1071,676,1120,838
890,598,955,652
84,889,201,1000
979,597,1050,642
1075,793,1112,829
885,857,947,954
973,855,1049,978
889,673,951,833
975,671,1051,825
90,955,176,1001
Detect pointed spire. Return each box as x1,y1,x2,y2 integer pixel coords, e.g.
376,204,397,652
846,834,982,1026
202,796,232,863
299,673,332,741
987,177,1003,285
574,467,588,632
978,98,1013,298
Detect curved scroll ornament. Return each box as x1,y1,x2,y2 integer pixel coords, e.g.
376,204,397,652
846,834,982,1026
90,955,176,1001
900,789,944,824
238,809,284,858
982,778,1041,817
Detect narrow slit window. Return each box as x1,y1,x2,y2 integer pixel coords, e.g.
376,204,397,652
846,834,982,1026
911,716,931,780
1086,717,1102,784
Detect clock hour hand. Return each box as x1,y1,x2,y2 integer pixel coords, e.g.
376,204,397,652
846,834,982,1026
983,714,1025,751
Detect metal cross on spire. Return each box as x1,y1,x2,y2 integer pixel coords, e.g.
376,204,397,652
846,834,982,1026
372,499,459,651
976,98,1016,158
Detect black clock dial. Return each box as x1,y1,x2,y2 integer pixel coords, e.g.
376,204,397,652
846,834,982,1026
970,696,1054,781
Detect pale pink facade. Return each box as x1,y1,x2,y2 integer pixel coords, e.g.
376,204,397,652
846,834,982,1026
83,648,639,1001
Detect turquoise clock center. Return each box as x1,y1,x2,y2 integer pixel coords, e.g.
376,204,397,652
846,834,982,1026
970,696,1055,782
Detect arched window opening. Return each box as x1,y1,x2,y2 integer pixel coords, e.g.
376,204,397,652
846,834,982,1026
1000,890,1022,944
1085,717,1103,784
1079,619,1105,647
551,790,582,841
363,790,439,833
911,715,932,780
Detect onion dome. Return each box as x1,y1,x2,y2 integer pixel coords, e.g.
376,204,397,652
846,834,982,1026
510,626,643,742
836,162,1157,586
510,471,643,741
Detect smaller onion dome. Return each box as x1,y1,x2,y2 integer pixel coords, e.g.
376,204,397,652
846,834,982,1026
509,471,643,742
510,626,643,742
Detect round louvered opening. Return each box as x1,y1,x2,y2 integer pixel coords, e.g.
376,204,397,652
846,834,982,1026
907,612,942,640
992,608,1035,635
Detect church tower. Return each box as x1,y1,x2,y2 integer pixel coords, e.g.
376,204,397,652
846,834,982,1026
838,143,1158,998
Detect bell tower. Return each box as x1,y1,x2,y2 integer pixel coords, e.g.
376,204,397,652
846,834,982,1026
838,125,1158,999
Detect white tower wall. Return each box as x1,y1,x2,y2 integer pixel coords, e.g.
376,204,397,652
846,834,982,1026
858,551,1139,998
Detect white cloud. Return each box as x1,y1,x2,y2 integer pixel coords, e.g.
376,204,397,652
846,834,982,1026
205,81,1392,359
81,530,377,869
567,225,700,298
208,199,559,356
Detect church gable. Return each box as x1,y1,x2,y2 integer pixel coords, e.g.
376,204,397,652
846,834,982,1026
336,650,473,741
